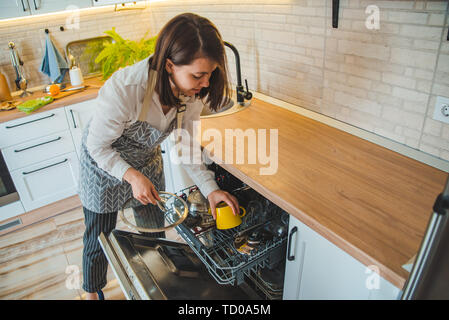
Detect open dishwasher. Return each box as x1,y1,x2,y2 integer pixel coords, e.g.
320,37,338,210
99,162,289,300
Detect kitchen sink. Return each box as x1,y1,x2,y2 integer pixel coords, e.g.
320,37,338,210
200,94,251,119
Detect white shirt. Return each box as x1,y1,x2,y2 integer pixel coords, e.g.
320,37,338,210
86,56,219,198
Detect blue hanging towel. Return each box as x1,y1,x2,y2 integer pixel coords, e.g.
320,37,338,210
40,33,68,83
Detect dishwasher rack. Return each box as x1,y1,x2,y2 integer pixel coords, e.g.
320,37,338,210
167,186,288,286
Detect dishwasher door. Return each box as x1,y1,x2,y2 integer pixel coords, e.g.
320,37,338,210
98,229,259,300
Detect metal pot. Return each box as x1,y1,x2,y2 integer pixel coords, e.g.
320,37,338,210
186,189,210,215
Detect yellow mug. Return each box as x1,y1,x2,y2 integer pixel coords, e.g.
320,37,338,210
210,202,246,230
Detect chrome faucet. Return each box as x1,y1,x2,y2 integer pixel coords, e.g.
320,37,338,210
224,41,252,106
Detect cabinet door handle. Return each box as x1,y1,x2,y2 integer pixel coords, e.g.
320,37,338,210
69,109,77,128
22,158,68,175
33,0,38,10
19,0,27,11
5,113,55,129
287,226,298,261
14,136,62,153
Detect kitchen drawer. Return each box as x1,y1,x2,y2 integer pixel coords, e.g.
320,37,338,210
10,152,79,212
2,130,75,171
0,200,25,222
0,108,69,149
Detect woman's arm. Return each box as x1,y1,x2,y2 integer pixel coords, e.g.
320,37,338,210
123,167,161,205
86,73,135,181
177,102,219,196
177,101,239,218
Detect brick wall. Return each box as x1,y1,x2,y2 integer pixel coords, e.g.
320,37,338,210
0,5,152,91
1,0,448,163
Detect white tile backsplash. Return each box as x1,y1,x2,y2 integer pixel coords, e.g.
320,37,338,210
0,0,448,165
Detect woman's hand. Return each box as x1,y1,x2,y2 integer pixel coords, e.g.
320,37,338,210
123,167,161,205
207,189,239,220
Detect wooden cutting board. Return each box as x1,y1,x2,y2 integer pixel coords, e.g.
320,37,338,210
0,87,87,112
51,87,87,100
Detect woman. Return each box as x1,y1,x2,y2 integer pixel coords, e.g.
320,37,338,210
78,13,240,300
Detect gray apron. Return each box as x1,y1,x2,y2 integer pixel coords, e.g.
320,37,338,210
78,69,186,214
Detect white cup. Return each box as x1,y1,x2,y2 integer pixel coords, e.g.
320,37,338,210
69,67,83,86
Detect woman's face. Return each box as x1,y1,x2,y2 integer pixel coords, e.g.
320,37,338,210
166,57,218,97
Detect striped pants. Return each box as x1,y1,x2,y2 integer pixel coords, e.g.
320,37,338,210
82,205,165,293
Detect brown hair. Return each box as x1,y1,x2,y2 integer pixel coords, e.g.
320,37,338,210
149,13,231,111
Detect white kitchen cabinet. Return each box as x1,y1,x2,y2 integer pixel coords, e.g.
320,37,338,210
0,0,91,20
0,0,32,19
0,108,69,149
283,215,401,300
0,201,25,222
1,107,79,214
161,139,175,194
64,99,97,159
283,216,303,299
2,130,75,171
29,0,92,15
10,152,79,212
92,0,137,7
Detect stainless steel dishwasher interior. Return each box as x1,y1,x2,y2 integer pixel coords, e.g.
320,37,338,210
99,230,259,300
100,161,288,300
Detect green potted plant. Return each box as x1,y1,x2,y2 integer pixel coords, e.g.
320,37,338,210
85,28,157,80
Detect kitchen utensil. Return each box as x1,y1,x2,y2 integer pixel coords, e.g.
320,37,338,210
68,52,76,69
264,219,287,238
198,212,216,229
186,189,215,228
8,42,31,97
192,224,215,236
186,189,209,214
183,213,202,229
50,86,87,100
119,191,188,233
233,235,255,256
156,198,168,213
0,72,12,102
61,85,86,92
247,230,262,246
234,222,265,239
212,202,246,230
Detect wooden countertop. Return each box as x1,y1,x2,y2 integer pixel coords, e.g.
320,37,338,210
199,99,448,289
0,77,105,123
3,78,447,289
